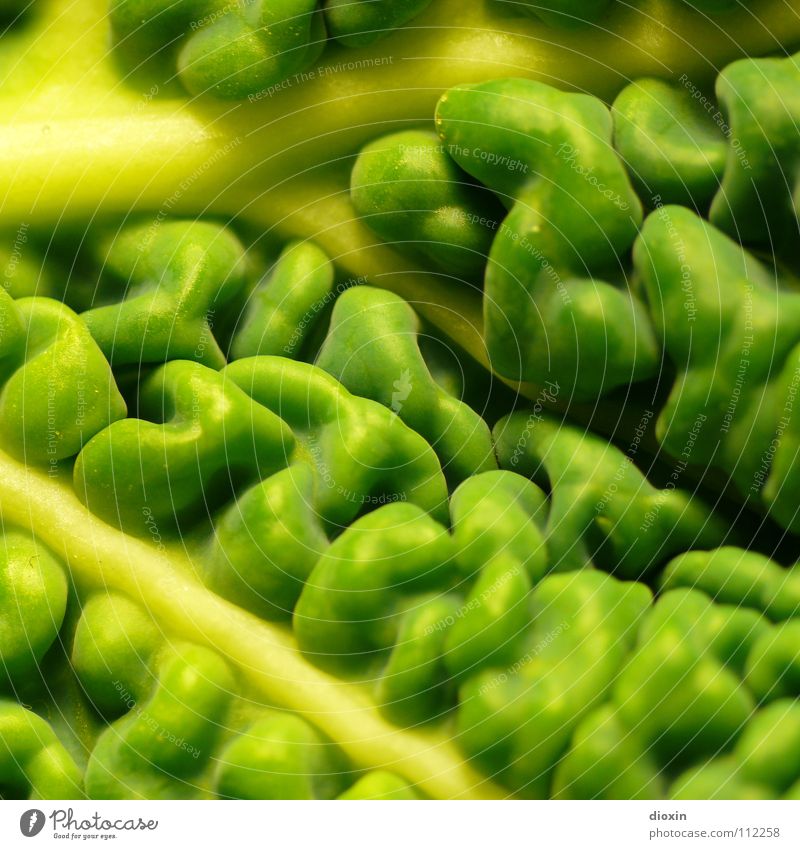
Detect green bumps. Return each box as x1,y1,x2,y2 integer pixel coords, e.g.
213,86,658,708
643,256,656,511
661,548,800,621
202,465,329,620
294,471,548,724
325,1,433,47
441,553,533,685
444,471,548,681
670,759,772,800
616,51,800,240
71,593,163,716
74,360,292,531
85,643,235,799
293,502,454,672
179,2,324,100
293,502,458,722
634,206,800,532
450,470,548,584
457,571,651,796
493,412,726,576
351,80,662,396
0,702,84,799
350,130,502,278
316,286,496,485
83,221,249,368
70,592,365,800
613,78,728,208
231,240,334,360
552,705,664,800
110,0,439,97
557,588,769,801
223,356,449,527
614,590,756,766
732,701,800,793
217,711,349,800
110,0,324,100
0,298,126,464
0,532,67,681
76,355,449,535
709,51,800,246
339,771,420,799
435,78,658,396
745,622,800,703
671,701,800,799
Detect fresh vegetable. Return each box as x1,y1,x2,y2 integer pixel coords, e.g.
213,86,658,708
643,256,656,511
316,285,497,485
231,240,334,360
1,0,800,804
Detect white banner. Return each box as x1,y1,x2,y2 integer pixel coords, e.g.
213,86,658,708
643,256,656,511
1,801,798,849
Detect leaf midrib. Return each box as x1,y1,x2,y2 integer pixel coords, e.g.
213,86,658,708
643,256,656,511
0,447,509,800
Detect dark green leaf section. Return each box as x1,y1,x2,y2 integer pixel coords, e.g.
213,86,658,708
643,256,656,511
316,285,497,486
633,206,800,533
109,0,438,99
0,297,126,465
3,22,800,803
349,130,502,280
354,78,659,397
110,0,324,100
493,412,728,576
348,51,800,535
83,222,250,369
613,78,728,209
324,0,434,47
231,240,334,360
